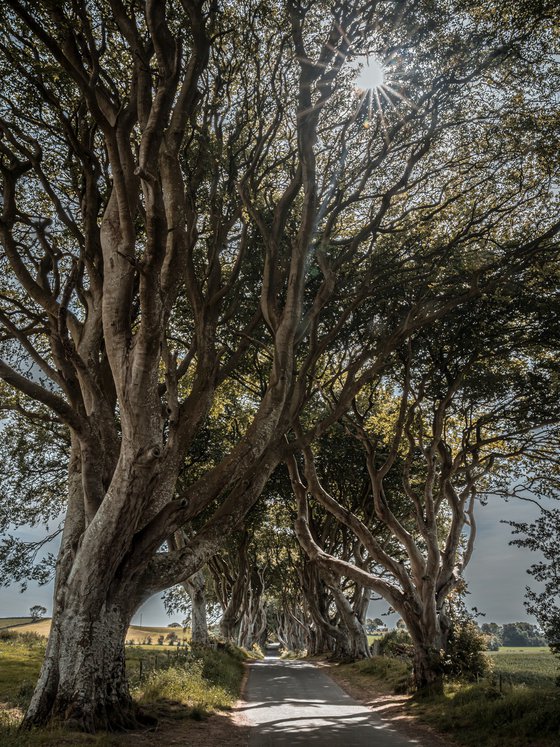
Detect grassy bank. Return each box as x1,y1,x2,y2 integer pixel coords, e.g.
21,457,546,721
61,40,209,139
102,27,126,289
333,649,560,747
0,631,247,746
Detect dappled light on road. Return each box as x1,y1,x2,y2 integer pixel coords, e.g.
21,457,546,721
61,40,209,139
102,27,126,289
244,656,423,745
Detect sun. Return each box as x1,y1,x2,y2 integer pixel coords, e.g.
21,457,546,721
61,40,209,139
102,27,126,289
355,57,385,91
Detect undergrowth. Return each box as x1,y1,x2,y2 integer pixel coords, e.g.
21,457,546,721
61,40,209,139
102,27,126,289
0,631,247,745
336,653,560,747
133,646,246,719
412,682,560,747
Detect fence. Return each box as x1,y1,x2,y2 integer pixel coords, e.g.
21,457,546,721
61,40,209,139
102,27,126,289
127,640,220,683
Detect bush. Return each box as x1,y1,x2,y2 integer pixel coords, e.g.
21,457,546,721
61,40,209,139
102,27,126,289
444,620,492,681
377,629,414,659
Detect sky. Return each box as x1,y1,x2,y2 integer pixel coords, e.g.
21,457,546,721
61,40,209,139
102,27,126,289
0,494,546,627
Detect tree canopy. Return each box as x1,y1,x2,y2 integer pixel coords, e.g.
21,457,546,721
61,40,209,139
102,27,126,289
0,0,558,731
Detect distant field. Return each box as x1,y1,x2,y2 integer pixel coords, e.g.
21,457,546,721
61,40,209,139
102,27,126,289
491,649,558,688
0,618,33,630
127,624,190,643
495,646,550,654
5,620,52,637
5,619,189,644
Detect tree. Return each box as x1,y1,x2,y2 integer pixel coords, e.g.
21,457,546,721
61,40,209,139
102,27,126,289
481,622,502,641
29,605,47,622
510,507,560,656
0,0,558,731
291,296,560,691
501,622,547,648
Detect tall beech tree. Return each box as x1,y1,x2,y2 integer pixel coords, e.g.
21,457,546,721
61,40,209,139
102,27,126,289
0,0,558,731
290,298,560,692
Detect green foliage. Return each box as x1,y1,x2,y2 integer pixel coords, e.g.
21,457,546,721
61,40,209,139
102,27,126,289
29,607,46,623
510,509,560,661
501,622,547,648
444,620,493,681
377,629,414,660
134,647,244,718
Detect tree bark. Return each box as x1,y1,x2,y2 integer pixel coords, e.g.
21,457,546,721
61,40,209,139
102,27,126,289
328,579,370,660
185,570,209,646
22,592,148,732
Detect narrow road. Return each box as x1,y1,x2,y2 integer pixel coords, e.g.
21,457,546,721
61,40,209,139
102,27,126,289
243,653,425,746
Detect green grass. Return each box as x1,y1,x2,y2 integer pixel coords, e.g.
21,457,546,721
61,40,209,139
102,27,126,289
0,631,247,745
133,645,246,719
496,646,551,654
411,683,560,747
337,656,412,694
0,631,46,707
490,649,559,688
338,649,560,747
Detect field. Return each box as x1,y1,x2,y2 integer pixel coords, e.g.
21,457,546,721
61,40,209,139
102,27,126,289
4,619,188,644
490,648,558,688
0,618,33,630
2,628,558,747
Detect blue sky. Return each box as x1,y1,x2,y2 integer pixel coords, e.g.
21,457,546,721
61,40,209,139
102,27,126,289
0,494,545,627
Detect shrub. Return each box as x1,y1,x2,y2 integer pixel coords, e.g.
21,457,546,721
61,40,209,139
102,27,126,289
444,619,492,681
378,629,414,659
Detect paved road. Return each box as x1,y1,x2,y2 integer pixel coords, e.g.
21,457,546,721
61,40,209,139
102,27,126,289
243,653,425,746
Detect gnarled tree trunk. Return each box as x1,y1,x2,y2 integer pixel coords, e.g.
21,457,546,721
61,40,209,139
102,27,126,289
185,570,209,646
328,577,370,660
24,598,141,732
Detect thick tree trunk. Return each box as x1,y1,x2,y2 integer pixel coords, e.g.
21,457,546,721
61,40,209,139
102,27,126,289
412,643,445,695
406,613,450,695
22,593,148,732
329,582,370,660
185,570,208,645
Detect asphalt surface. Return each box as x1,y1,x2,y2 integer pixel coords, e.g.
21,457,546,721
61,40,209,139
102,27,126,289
244,653,425,746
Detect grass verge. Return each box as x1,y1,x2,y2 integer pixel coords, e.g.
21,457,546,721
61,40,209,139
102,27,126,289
0,631,247,746
133,644,246,720
332,654,560,747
